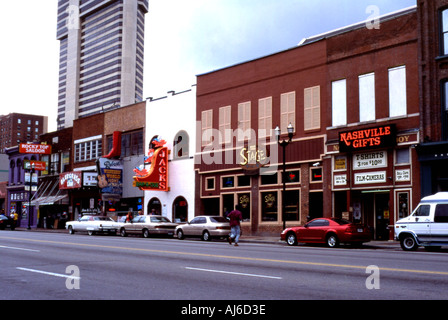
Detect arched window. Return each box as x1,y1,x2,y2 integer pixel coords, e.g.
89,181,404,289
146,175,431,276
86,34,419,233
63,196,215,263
173,130,189,160
9,160,15,183
148,197,162,215
173,196,188,223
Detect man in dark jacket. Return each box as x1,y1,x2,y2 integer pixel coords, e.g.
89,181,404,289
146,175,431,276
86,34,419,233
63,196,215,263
228,205,243,246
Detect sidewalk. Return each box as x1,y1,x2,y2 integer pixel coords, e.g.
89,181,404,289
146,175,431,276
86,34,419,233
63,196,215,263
13,227,400,249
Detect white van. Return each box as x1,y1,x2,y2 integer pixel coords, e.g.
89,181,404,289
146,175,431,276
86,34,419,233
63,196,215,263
395,192,448,251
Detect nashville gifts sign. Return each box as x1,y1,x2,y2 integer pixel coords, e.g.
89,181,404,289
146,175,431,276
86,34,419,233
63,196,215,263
339,124,396,153
133,137,169,192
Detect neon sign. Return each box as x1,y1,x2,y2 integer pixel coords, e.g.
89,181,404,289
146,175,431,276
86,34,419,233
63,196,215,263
339,125,396,152
133,136,169,192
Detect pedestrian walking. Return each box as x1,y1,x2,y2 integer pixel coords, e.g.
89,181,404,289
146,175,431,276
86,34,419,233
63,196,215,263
228,205,243,246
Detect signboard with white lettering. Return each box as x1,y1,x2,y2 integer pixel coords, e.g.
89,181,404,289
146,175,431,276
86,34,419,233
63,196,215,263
354,171,387,185
353,151,387,170
395,169,411,182
334,175,347,186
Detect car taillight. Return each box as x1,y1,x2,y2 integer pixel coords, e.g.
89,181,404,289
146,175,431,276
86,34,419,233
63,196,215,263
345,226,356,233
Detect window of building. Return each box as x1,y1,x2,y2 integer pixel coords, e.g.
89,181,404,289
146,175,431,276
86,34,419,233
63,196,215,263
238,102,251,141
332,79,347,126
201,110,213,147
261,172,278,185
442,81,448,140
311,167,323,182
237,175,251,187
280,92,296,134
219,106,231,145
389,66,407,118
222,176,235,189
205,177,215,191
121,130,144,157
261,191,278,222
396,149,410,165
304,86,320,131
74,136,102,163
359,73,376,122
258,97,272,138
237,193,251,222
284,190,300,221
441,9,448,55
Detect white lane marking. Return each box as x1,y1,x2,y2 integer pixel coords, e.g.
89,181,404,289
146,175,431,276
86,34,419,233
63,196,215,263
0,245,40,252
16,267,80,280
185,267,282,280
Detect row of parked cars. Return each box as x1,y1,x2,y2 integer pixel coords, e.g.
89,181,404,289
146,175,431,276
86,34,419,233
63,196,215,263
65,213,374,248
66,215,232,241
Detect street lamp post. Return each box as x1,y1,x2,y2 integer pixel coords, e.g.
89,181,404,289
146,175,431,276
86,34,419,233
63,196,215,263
275,123,294,230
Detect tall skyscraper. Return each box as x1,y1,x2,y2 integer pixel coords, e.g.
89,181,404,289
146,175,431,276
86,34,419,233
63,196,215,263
56,0,148,129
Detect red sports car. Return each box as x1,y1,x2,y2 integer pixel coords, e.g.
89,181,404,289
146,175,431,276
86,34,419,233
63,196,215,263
281,218,371,247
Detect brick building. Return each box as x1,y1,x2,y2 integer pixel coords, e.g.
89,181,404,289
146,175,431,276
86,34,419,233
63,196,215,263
195,6,420,238
0,113,48,153
416,0,448,196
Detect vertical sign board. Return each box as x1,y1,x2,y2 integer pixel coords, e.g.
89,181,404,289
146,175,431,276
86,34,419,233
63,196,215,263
133,147,169,191
97,159,124,195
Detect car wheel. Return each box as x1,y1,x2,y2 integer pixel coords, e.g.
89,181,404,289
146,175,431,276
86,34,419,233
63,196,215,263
68,226,75,235
326,234,339,248
202,230,211,241
286,233,298,246
177,229,184,240
400,235,418,251
120,228,127,237
143,229,150,238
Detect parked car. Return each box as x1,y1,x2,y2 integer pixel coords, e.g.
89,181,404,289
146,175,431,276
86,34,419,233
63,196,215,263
119,215,178,238
281,218,371,248
0,215,14,230
395,192,448,251
175,216,231,241
66,216,121,236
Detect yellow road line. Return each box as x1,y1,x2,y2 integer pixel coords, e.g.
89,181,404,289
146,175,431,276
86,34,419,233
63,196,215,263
2,236,448,276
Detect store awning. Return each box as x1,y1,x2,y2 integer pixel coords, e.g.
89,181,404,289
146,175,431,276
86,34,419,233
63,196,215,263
25,178,68,206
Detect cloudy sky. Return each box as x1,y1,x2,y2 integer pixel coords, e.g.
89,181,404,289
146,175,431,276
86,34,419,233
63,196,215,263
0,0,416,132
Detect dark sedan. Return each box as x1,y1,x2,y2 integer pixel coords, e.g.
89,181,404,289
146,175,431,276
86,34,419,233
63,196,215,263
0,215,15,230
281,218,371,248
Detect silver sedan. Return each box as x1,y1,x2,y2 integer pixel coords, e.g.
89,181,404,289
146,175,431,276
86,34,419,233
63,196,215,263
175,216,231,241
119,215,178,238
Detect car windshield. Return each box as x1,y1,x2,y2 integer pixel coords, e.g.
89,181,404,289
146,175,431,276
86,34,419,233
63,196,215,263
332,218,351,225
150,216,171,223
210,216,228,223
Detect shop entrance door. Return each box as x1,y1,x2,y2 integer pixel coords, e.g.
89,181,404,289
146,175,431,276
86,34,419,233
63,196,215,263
375,193,390,240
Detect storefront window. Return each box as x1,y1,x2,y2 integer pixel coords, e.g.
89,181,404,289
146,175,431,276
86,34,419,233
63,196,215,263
261,192,278,221
238,193,251,222
284,190,300,221
397,192,409,219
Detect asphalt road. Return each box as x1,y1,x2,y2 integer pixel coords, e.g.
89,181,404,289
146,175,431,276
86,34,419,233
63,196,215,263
1,230,448,304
